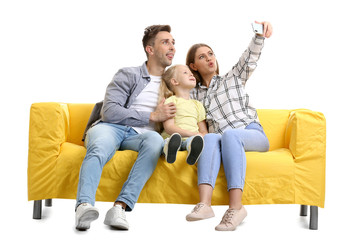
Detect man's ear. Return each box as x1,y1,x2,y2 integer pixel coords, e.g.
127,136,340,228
189,63,197,71
145,45,154,56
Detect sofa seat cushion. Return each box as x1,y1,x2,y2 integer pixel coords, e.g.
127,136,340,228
243,149,294,205
51,142,295,206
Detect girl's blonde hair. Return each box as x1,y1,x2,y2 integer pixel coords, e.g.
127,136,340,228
155,65,179,133
159,65,178,101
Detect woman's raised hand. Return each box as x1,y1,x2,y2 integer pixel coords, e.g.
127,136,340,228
255,21,273,38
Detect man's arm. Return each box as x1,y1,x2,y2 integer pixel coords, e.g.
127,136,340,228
150,98,176,123
101,68,151,126
102,68,176,126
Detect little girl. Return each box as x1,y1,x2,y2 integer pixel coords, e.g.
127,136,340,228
159,64,208,165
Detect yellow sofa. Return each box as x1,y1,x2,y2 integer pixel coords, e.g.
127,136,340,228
28,102,326,229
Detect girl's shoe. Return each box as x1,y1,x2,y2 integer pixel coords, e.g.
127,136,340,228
186,203,215,221
215,206,247,231
186,135,204,165
163,133,181,163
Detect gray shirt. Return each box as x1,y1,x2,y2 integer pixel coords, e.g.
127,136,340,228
82,62,153,141
101,61,152,126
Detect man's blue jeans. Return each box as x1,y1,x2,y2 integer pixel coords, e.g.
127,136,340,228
76,122,164,211
197,122,270,191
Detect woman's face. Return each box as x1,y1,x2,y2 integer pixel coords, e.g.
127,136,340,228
190,46,217,77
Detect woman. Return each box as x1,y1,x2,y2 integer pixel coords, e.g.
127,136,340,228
185,21,273,231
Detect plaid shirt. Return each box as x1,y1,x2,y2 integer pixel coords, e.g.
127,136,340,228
191,35,265,134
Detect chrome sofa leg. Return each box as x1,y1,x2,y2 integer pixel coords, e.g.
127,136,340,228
309,206,318,230
300,205,307,216
33,200,42,219
300,205,318,230
45,199,52,207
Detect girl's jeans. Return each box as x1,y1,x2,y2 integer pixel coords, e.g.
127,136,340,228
197,122,269,191
164,135,198,151
76,122,164,211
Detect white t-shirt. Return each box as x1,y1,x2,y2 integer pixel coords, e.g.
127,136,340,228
130,75,161,134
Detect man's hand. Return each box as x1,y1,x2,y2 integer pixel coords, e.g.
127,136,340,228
255,21,273,38
150,98,176,122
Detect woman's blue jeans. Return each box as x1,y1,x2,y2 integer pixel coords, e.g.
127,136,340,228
197,122,270,191
76,122,164,211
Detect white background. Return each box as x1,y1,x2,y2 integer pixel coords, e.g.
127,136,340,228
1,0,358,239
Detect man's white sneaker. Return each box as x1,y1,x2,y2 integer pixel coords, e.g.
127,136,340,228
104,205,129,230
75,203,99,230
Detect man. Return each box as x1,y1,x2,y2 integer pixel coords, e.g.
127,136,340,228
75,25,176,231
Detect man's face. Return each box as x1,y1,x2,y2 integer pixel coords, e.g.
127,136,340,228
151,31,176,68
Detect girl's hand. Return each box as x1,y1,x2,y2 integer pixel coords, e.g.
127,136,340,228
255,21,273,38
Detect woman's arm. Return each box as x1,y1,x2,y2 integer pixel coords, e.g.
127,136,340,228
163,118,198,137
197,120,208,137
225,21,272,86
225,35,265,86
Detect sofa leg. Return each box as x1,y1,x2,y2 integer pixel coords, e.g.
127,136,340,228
300,205,307,216
45,199,52,207
299,205,318,230
309,206,318,230
33,200,42,219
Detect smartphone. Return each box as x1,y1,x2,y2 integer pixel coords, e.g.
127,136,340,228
251,23,263,35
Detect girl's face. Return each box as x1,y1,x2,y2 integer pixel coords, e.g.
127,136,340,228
190,46,217,77
174,65,197,89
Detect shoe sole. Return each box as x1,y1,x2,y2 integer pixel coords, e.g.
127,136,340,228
76,209,99,230
186,214,214,221
186,136,204,165
104,221,129,230
104,218,129,230
166,133,181,164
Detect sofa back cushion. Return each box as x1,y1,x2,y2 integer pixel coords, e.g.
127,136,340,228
257,109,290,150
66,104,290,150
67,103,95,146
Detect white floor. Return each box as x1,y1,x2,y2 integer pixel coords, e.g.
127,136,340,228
6,198,354,240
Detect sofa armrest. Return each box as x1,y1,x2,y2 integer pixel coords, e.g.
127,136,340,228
285,109,326,162
28,102,69,200
285,109,326,207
